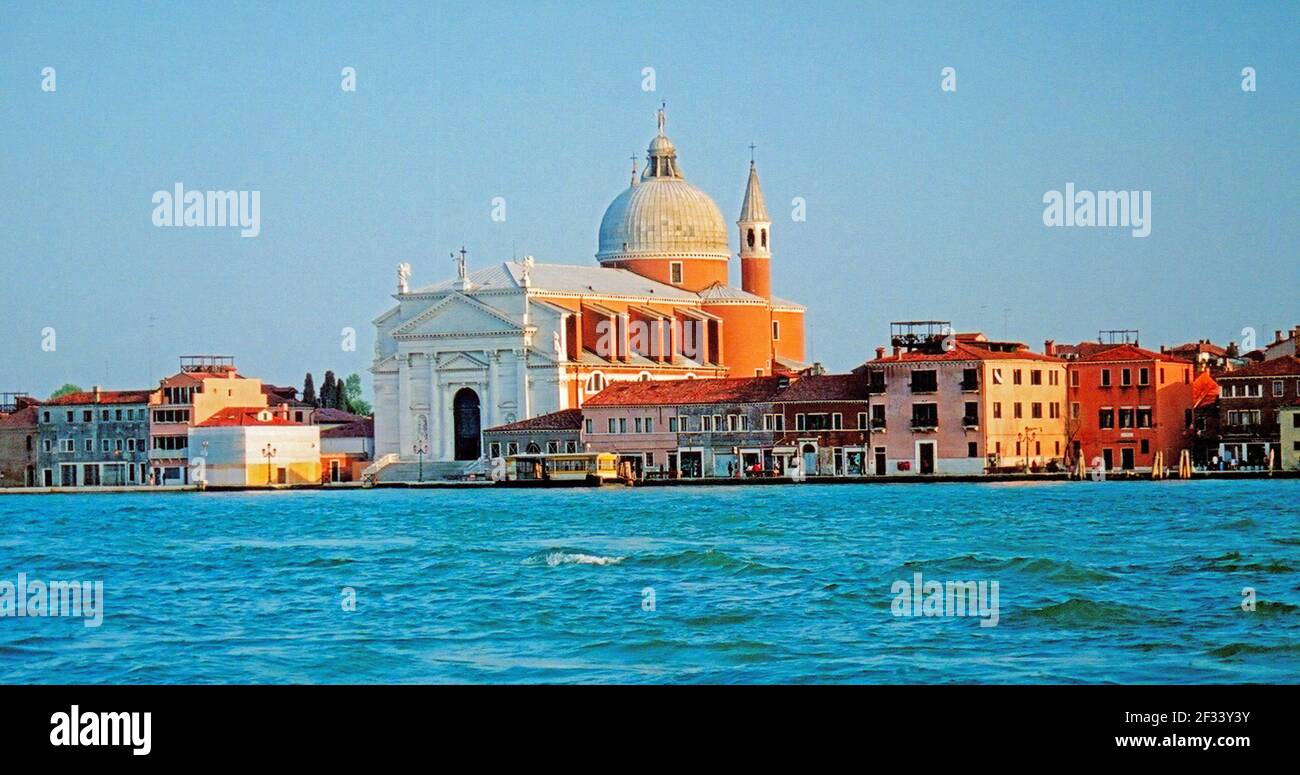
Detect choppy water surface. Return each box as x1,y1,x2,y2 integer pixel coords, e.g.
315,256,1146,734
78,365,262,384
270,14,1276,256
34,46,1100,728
1,480,1297,683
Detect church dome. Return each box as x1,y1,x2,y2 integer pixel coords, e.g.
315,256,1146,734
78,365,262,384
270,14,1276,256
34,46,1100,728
597,111,730,263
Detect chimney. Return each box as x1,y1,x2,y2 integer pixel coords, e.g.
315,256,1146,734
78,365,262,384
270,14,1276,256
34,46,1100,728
891,345,901,358
875,346,885,359
1159,345,1166,354
1275,329,1283,345
777,375,790,390
92,385,101,401
1043,339,1055,357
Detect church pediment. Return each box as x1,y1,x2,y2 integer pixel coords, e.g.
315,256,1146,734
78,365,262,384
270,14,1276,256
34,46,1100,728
439,351,490,371
392,293,522,339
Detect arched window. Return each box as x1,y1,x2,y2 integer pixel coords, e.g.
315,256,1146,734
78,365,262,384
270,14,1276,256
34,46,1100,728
525,442,541,454
638,372,651,382
761,229,767,248
586,372,606,392
746,228,755,249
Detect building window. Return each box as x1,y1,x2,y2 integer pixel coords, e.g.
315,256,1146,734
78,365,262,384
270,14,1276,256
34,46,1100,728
1140,439,1150,454
1013,369,1023,385
1071,402,1080,419
63,439,74,452
772,320,780,341
857,412,868,429
1070,370,1079,387
646,452,655,467
585,419,593,434
587,372,606,393
1049,371,1060,386
795,413,805,431
992,402,1002,419
1030,369,1042,386
992,368,1004,385
910,370,938,393
42,439,53,452
489,442,501,458
1119,408,1134,428
566,441,578,453
546,441,560,453
618,418,627,434
1136,407,1152,428
84,439,92,452
1049,402,1060,419
1121,368,1132,387
607,418,616,433
832,413,843,430
670,262,683,284
1099,408,1115,429
1274,380,1285,397
1013,403,1023,419
1031,402,1043,419
755,369,764,376
1139,367,1150,386
871,405,885,428
702,415,713,431
967,441,978,458
1100,369,1112,387
634,417,643,433
669,416,679,432
507,442,518,455
645,417,654,433
961,368,979,390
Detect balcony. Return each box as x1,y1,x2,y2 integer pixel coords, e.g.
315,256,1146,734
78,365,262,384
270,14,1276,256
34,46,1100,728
960,380,980,392
961,416,980,428
910,417,938,432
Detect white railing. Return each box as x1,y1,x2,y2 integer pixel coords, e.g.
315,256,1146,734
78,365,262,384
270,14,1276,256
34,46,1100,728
362,453,399,479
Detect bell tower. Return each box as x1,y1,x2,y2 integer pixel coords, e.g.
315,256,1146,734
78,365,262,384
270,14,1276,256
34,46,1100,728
738,155,772,300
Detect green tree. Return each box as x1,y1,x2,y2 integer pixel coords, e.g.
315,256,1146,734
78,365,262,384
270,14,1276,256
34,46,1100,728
344,373,371,416
321,371,337,410
302,373,317,407
49,383,84,400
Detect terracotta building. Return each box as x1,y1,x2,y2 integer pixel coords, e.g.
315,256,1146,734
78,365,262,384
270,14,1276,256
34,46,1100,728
1062,341,1194,473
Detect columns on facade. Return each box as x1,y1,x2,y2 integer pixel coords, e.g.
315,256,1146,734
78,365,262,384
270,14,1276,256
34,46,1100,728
398,353,412,456
487,350,500,429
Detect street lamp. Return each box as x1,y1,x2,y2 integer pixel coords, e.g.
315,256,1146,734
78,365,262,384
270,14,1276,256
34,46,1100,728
1017,426,1040,472
262,443,277,486
413,440,429,482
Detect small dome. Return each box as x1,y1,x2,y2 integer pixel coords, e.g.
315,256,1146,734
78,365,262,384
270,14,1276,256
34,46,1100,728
597,108,730,263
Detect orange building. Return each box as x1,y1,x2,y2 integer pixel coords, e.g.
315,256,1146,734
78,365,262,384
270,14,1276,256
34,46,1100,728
1062,342,1195,473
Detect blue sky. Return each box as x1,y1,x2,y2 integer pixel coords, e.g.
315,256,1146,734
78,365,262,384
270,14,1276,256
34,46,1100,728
2,1,1296,398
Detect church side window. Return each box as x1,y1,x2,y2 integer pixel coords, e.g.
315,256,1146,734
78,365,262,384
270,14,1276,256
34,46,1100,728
670,262,683,284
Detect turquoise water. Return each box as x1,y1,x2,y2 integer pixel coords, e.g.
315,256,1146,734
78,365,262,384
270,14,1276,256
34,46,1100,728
1,480,1297,683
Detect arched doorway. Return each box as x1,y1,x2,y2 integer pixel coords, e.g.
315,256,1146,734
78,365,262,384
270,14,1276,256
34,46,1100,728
453,388,482,460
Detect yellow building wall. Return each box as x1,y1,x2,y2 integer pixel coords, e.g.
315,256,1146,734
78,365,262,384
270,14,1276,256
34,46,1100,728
980,361,1068,467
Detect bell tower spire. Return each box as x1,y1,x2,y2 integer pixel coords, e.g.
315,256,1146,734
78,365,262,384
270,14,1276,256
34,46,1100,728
738,152,772,299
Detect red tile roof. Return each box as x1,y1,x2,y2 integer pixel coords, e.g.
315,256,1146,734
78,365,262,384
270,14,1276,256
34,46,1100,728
0,405,38,428
1070,343,1189,365
584,376,789,407
1167,341,1230,358
320,418,374,438
869,341,1062,364
484,408,583,433
45,389,154,406
773,374,868,402
1216,355,1300,379
196,407,303,427
313,407,368,424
